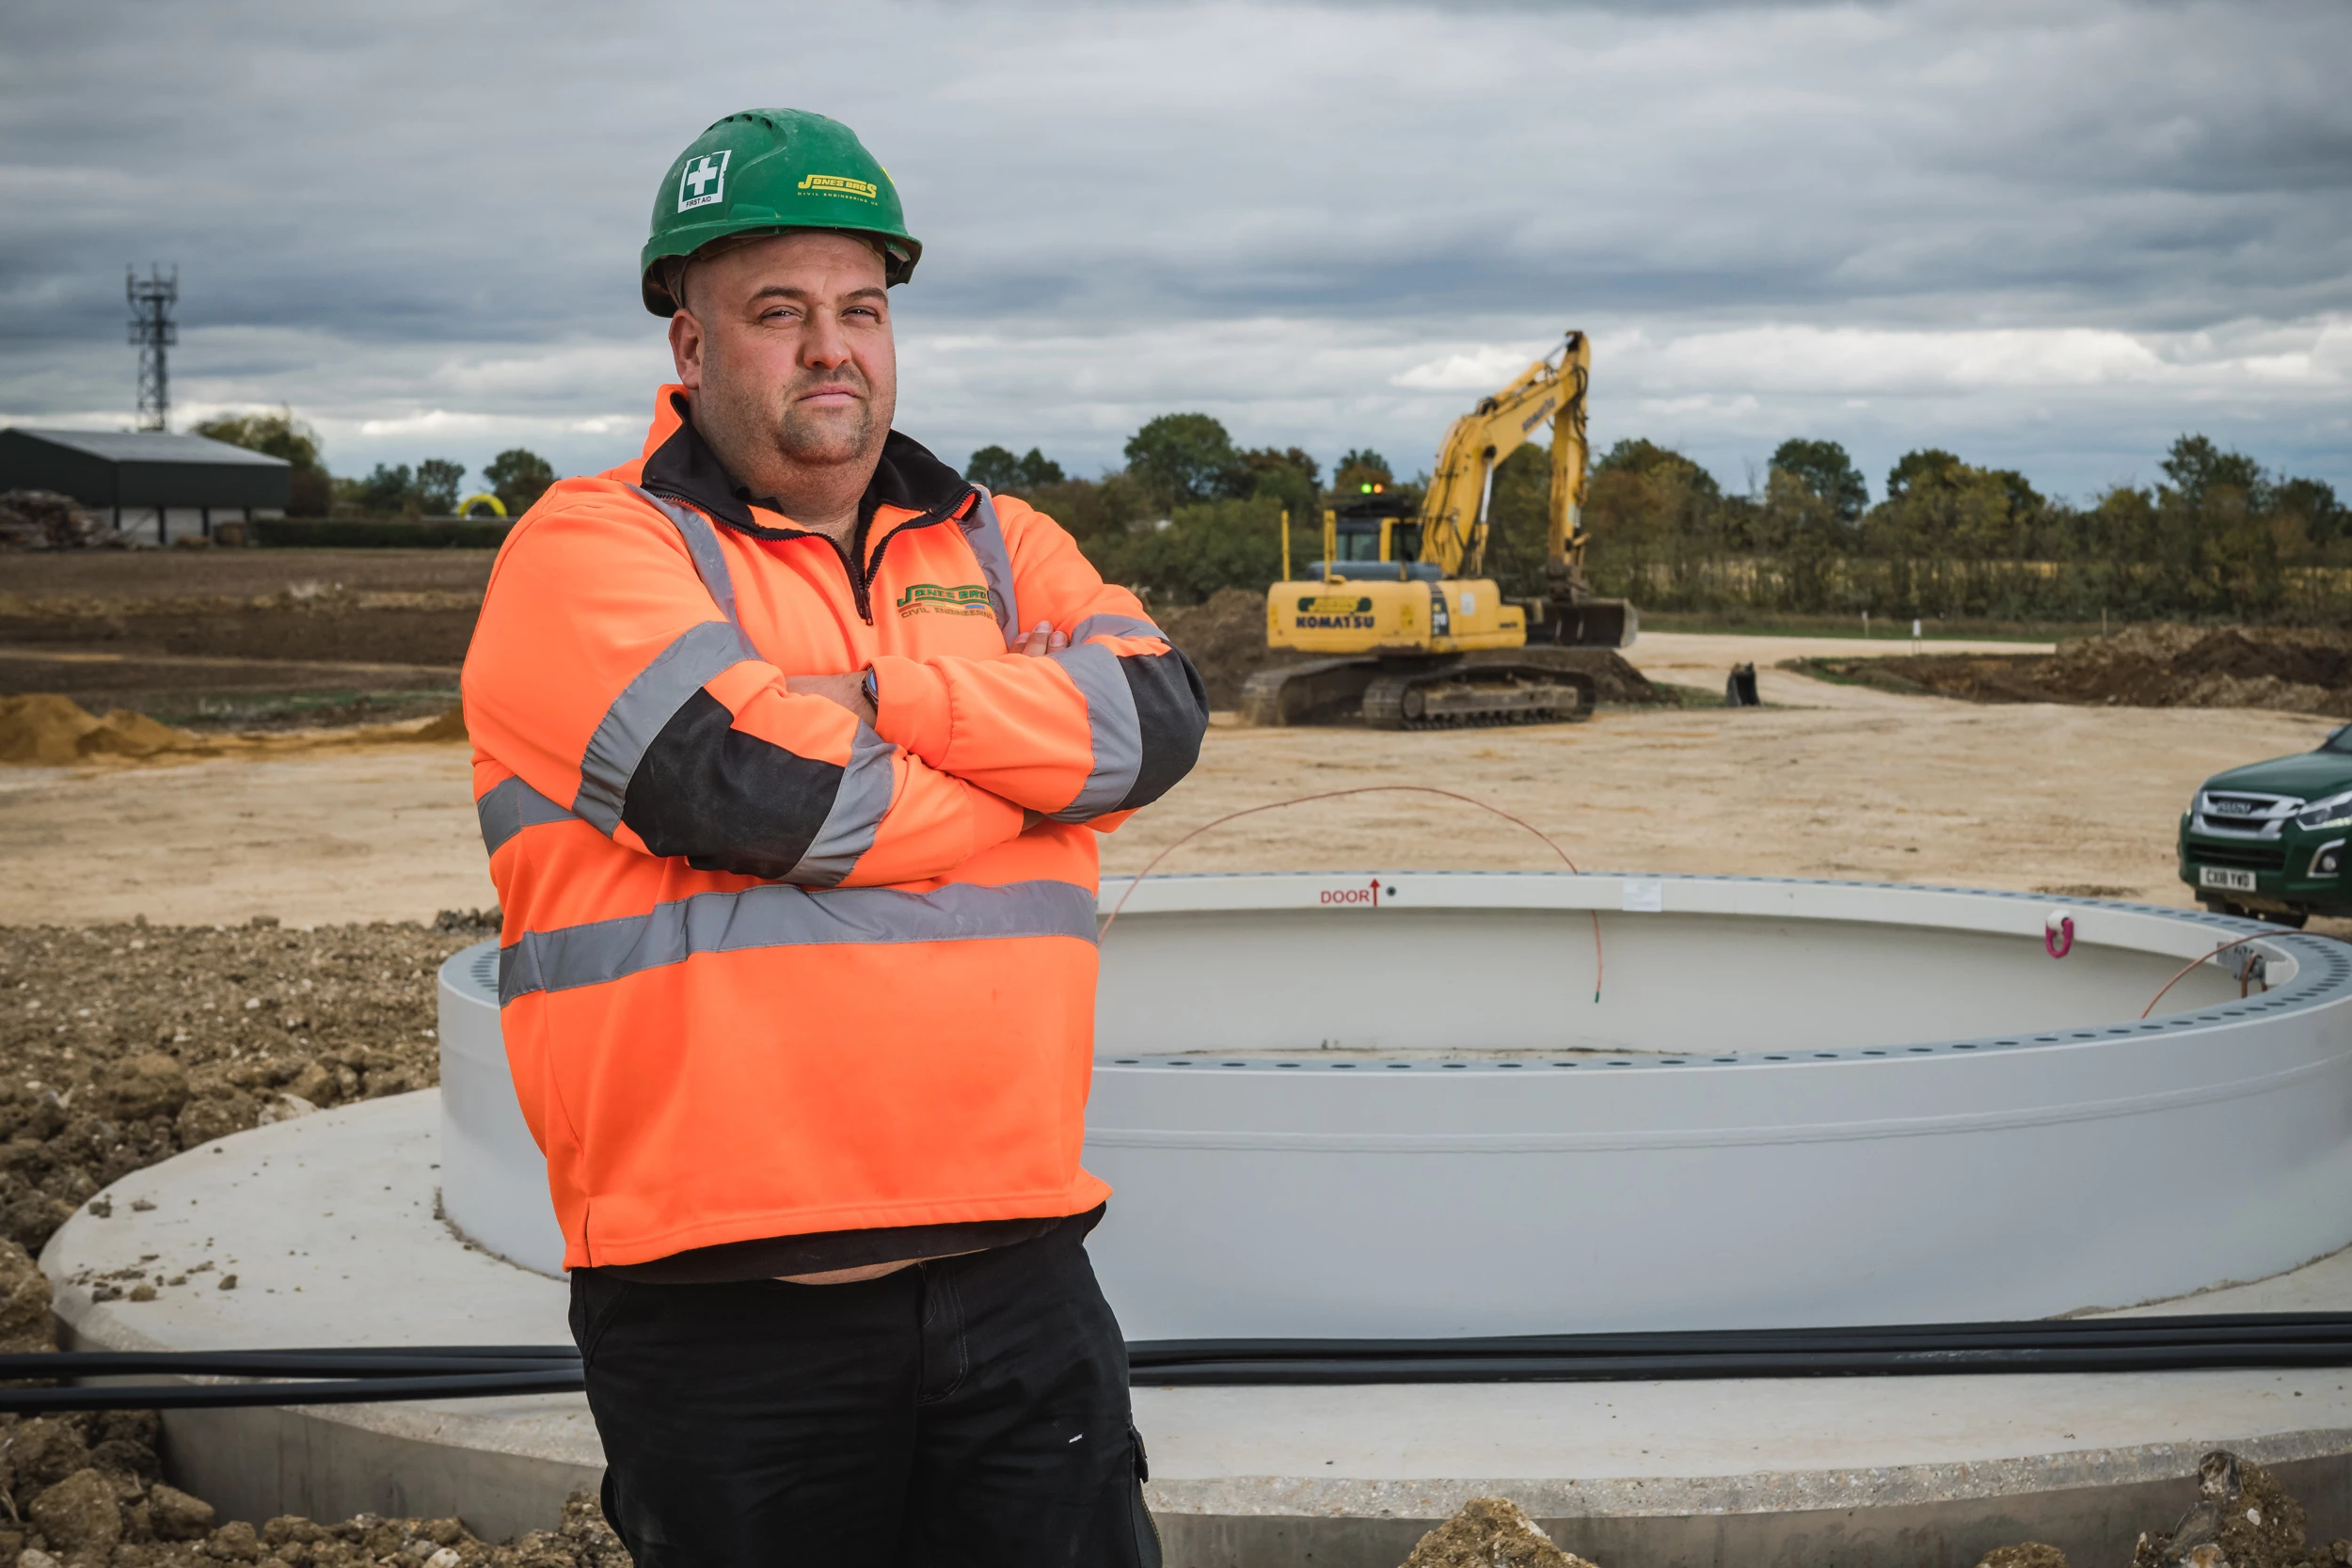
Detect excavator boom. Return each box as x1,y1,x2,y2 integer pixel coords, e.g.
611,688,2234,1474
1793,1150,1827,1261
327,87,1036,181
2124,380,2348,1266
1417,331,1633,648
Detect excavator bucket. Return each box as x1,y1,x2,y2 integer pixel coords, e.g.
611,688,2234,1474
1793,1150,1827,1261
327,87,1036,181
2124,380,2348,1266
1537,597,1638,650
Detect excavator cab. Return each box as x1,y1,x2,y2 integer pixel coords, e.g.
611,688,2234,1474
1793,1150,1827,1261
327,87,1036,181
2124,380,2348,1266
1321,494,1439,581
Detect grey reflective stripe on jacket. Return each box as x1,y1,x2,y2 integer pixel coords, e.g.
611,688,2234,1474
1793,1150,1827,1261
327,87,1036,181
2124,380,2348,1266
564,487,762,835
499,877,1097,1005
638,483,892,885
787,722,897,887
570,618,762,834
477,774,577,856
632,485,742,625
961,487,1022,649
1046,641,1144,822
1068,612,1167,646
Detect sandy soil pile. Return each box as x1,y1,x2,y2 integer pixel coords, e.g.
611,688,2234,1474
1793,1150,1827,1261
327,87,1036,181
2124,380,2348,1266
0,697,208,766
1802,626,2352,717
0,694,464,767
1156,587,1662,711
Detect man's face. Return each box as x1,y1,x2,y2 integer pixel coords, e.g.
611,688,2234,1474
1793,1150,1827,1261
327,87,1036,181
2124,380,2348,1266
668,231,897,484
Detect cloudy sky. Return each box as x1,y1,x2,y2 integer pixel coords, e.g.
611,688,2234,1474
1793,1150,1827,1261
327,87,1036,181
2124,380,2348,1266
3,0,2346,504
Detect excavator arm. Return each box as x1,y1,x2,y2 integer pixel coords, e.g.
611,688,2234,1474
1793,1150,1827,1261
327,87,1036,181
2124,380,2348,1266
1417,329,1630,647
1418,331,1590,578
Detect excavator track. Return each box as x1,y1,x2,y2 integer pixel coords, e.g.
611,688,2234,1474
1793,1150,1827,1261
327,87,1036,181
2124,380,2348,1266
1360,665,1596,731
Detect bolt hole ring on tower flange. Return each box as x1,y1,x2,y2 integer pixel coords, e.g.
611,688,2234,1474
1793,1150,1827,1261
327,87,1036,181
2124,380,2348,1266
439,874,2350,1338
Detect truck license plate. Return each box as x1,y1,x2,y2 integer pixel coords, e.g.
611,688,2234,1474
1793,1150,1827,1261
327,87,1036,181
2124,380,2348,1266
2201,866,2257,892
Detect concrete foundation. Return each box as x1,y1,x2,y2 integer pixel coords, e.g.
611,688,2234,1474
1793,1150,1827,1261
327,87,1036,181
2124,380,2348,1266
43,1090,2352,1566
443,875,2352,1339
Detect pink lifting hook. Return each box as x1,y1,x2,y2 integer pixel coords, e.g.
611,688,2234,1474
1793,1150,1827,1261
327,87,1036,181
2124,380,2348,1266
2044,913,2075,959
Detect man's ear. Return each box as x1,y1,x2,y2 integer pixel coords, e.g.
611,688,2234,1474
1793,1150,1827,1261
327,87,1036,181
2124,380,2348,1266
668,309,706,390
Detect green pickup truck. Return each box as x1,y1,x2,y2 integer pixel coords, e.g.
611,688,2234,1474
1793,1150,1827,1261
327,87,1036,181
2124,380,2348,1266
2179,725,2352,927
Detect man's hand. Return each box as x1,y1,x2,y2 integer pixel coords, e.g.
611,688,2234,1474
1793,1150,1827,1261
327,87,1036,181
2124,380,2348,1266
1016,621,1069,657
1014,626,1066,831
785,672,877,728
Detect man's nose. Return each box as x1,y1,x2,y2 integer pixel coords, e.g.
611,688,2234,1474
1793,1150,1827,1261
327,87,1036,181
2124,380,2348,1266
802,313,853,371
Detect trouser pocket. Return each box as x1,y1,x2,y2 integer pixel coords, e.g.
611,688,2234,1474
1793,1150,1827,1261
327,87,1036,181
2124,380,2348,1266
567,1270,638,1368
1129,1422,1162,1568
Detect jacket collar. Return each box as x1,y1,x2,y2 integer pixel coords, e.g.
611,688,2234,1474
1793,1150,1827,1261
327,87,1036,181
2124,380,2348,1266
638,387,974,541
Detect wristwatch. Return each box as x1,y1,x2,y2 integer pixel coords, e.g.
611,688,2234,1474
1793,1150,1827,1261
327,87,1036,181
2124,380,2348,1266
861,667,880,711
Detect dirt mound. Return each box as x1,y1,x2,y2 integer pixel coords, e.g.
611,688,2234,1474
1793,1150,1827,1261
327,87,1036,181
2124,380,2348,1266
1155,589,1309,709
0,490,113,551
0,695,212,766
0,694,466,768
405,704,468,742
2122,1449,2344,1568
1400,1497,1597,1568
1156,588,1661,711
1800,626,2352,716
2048,626,2352,712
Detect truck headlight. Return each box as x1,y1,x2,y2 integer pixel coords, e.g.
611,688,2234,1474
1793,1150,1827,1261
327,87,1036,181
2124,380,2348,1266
2296,791,2352,831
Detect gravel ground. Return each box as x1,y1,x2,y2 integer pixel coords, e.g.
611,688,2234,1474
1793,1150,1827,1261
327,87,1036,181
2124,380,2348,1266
0,916,491,1259
0,913,650,1564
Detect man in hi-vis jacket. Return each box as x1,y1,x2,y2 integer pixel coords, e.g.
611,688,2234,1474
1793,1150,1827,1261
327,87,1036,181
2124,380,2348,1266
461,108,1205,1566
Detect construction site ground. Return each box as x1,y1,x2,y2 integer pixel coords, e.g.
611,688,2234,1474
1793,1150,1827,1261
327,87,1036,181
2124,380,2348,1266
3,628,2337,930
5,552,2352,1565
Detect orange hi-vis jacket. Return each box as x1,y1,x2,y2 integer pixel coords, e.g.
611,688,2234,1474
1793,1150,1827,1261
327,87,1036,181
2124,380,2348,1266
461,388,1208,1271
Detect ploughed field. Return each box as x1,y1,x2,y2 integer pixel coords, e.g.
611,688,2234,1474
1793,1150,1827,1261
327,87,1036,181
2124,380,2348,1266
0,550,485,730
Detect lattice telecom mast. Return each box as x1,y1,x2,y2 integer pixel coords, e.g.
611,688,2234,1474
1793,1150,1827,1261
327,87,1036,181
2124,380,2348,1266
126,263,178,432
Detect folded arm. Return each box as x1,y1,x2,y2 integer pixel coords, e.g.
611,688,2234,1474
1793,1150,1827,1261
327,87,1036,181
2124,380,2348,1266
866,495,1209,824
462,494,1024,887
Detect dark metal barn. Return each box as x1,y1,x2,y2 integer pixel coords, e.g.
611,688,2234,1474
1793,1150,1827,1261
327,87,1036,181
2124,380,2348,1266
0,426,291,545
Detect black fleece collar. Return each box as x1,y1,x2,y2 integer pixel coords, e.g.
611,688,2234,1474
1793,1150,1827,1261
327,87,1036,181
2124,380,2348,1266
640,389,974,541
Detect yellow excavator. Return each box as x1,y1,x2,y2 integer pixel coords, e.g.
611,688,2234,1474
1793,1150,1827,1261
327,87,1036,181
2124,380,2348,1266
1240,330,1636,729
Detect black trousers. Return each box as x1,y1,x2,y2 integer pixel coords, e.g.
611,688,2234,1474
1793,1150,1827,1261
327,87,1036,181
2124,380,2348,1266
569,1212,1160,1567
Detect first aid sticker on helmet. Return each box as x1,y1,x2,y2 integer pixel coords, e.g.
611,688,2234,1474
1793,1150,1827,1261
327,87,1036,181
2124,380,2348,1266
677,150,731,214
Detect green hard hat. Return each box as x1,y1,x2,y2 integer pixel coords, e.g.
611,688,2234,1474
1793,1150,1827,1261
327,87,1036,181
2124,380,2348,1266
640,108,921,315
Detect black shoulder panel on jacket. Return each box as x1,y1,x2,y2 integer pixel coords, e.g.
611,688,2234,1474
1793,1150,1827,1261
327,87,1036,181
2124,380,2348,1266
1113,648,1210,815
622,689,844,879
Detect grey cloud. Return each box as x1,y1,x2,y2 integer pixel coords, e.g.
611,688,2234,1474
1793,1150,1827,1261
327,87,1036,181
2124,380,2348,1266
0,0,2344,497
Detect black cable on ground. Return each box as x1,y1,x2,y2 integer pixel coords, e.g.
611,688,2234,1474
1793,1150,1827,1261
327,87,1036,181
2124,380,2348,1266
16,1314,2352,1412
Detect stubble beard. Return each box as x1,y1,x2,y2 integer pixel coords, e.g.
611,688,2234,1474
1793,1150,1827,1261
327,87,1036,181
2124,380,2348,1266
696,351,886,499
770,364,876,469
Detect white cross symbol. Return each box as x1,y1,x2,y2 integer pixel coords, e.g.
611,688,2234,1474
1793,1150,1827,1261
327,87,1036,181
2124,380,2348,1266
684,157,722,198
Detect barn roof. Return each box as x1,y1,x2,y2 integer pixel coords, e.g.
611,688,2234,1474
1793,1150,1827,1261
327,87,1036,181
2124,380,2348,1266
3,427,291,467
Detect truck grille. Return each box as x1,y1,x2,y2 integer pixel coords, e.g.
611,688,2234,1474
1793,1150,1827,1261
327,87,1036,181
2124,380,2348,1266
2185,841,2287,871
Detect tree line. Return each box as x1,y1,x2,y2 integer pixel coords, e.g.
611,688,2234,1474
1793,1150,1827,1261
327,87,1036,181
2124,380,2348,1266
193,409,556,520
965,416,1393,605
1562,433,2351,625
973,418,2351,625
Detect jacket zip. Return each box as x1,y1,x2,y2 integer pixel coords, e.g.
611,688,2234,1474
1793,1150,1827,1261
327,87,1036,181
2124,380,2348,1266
695,489,976,627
